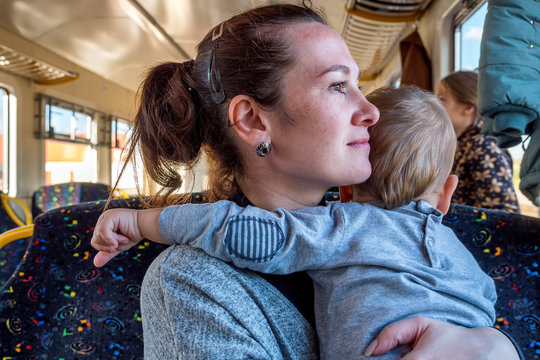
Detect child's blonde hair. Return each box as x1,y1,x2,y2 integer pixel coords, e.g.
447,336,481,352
354,86,456,209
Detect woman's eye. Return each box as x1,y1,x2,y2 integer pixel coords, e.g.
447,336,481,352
332,81,348,94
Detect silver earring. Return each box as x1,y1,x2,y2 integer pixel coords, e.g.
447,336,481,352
256,141,272,157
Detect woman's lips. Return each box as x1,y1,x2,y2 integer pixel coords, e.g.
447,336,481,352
348,138,370,149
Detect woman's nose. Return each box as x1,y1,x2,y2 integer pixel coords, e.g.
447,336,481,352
353,97,380,127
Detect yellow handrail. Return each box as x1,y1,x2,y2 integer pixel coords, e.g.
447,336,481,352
0,224,34,249
1,193,32,226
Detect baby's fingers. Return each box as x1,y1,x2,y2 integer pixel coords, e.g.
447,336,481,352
91,231,129,251
91,238,114,252
93,250,121,268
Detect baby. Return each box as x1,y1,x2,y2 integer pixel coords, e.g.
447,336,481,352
91,86,496,359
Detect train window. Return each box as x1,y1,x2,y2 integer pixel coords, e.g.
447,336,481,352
36,94,101,145
454,2,487,70
36,94,103,185
0,86,13,194
111,117,141,193
453,2,538,217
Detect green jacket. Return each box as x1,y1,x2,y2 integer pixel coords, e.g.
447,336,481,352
478,0,540,204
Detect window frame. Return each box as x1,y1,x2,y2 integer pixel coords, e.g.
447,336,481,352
110,116,131,149
110,116,141,193
35,94,105,146
0,86,12,194
452,0,487,71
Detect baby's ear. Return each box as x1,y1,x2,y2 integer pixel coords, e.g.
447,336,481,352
436,174,458,215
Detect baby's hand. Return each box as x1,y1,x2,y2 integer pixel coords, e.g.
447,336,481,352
91,208,144,267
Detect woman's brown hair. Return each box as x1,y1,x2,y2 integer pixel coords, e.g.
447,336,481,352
117,2,326,207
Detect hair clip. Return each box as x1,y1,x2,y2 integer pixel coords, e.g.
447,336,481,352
208,21,226,103
212,22,224,41
208,44,225,103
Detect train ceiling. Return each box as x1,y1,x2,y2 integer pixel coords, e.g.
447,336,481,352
0,0,433,91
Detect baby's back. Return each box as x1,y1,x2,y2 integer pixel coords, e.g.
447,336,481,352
310,201,496,359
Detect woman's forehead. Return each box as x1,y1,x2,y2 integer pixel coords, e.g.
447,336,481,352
285,22,357,77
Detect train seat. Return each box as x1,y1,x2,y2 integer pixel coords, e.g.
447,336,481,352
0,192,33,288
443,204,539,359
31,182,112,219
0,194,208,358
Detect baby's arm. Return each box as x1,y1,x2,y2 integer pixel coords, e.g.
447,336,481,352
91,208,166,267
158,200,360,274
92,200,363,272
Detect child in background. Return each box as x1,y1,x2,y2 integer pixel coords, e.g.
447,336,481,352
91,86,496,359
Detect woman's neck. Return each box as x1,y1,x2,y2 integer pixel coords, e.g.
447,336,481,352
238,176,326,211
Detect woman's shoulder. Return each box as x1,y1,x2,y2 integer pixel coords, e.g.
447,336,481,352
155,245,308,311
142,245,318,359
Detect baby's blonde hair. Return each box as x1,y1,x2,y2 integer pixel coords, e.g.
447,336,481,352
354,86,456,209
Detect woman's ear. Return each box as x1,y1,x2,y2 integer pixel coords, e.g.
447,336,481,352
228,95,270,147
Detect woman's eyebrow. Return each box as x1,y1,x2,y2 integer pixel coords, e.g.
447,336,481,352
318,64,349,77
318,65,360,80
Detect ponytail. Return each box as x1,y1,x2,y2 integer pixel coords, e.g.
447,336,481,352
131,61,203,205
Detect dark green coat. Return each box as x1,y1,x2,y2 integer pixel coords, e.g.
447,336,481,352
478,0,540,204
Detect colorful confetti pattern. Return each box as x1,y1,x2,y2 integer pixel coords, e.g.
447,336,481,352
0,194,30,288
31,182,112,219
1,183,112,288
444,204,539,359
0,196,172,358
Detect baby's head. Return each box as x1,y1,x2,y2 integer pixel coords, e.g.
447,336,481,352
353,86,456,209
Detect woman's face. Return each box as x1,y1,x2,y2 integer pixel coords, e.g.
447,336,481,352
435,83,473,137
267,22,379,191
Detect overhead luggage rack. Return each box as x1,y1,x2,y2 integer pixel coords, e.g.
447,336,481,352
342,0,434,91
0,43,79,85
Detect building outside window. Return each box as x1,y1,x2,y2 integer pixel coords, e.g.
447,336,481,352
37,95,99,185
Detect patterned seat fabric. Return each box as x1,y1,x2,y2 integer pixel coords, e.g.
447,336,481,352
443,204,539,359
0,198,537,358
0,194,207,358
0,194,30,288
0,238,27,289
31,182,112,219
